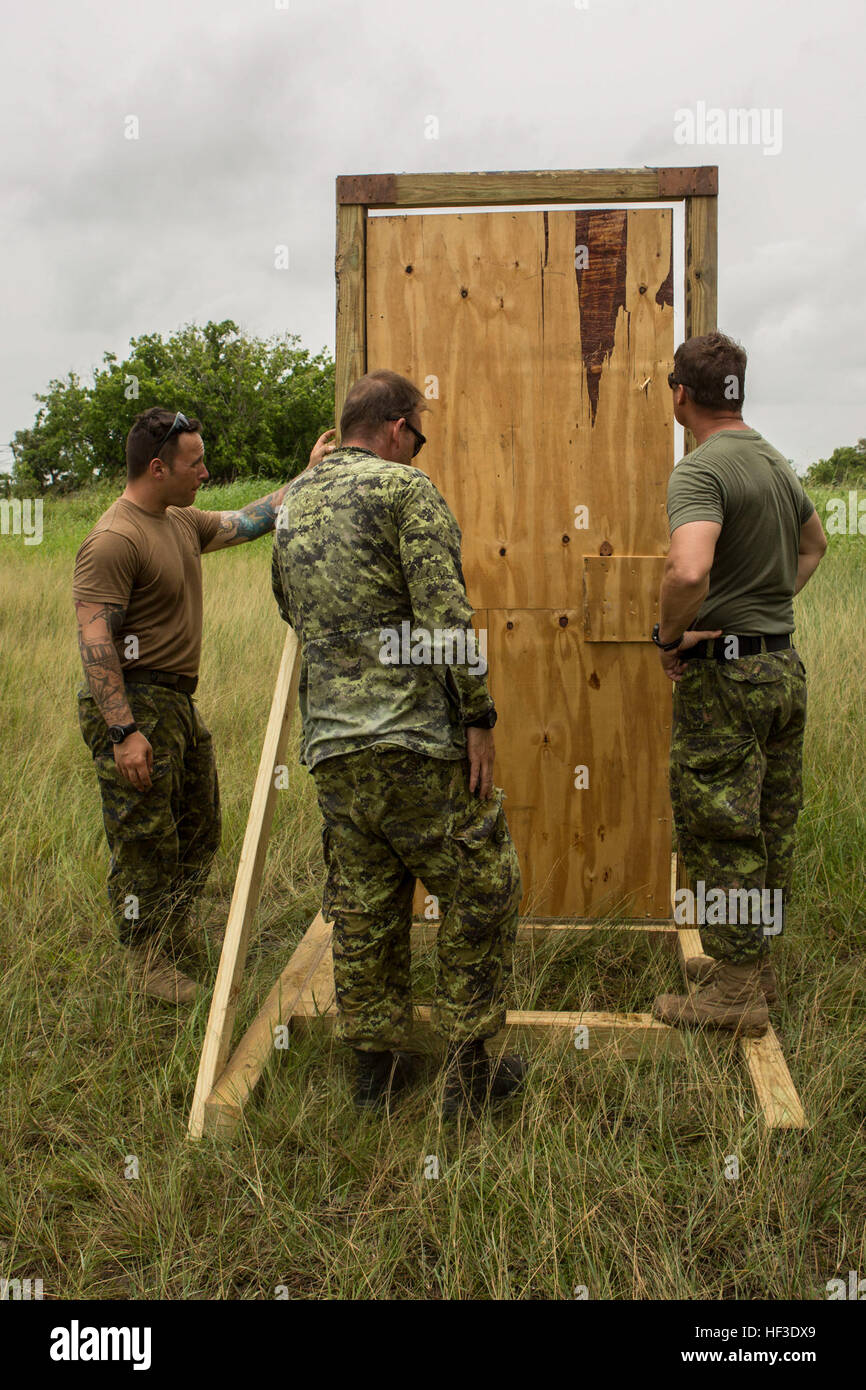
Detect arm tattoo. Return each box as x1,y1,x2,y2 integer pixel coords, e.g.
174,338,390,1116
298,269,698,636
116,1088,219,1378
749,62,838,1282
210,483,292,549
75,600,134,728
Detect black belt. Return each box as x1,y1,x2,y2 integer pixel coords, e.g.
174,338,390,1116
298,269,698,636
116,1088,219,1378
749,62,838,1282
124,668,198,694
684,634,792,663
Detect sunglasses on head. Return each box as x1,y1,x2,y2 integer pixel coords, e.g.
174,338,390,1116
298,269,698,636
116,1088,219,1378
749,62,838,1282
155,411,192,456
388,416,426,458
667,372,692,390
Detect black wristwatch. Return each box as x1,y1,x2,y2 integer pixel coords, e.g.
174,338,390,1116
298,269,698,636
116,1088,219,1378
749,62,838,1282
465,708,498,730
651,623,683,652
108,721,138,744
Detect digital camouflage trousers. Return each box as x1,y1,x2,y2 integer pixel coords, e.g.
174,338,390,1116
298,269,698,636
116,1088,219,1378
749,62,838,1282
670,647,807,963
78,684,221,947
312,744,522,1051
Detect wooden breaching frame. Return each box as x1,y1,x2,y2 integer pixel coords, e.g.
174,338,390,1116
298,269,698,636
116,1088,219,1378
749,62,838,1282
188,168,805,1139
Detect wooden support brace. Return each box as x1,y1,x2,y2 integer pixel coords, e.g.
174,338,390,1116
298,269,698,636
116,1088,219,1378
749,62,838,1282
187,625,303,1139
203,914,333,1139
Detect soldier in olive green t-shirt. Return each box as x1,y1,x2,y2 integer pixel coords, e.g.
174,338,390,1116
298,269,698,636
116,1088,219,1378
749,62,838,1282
651,333,827,1039
666,428,816,635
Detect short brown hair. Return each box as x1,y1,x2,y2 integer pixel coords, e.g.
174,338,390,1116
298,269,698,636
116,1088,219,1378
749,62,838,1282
339,370,425,439
126,407,202,480
672,332,746,411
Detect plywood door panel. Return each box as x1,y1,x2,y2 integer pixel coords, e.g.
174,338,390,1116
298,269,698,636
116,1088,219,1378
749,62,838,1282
367,207,674,918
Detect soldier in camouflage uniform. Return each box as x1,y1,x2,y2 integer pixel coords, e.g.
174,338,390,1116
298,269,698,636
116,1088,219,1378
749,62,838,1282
271,369,523,1113
74,407,335,1004
650,333,827,1036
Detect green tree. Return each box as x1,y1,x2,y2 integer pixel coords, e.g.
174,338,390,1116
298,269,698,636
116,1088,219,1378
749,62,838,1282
11,321,334,492
804,439,866,488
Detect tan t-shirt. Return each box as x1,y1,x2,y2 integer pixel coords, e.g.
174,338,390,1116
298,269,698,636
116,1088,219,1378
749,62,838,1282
72,498,223,678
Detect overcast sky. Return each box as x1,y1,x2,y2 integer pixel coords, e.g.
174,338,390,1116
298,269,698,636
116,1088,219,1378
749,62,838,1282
3,0,864,476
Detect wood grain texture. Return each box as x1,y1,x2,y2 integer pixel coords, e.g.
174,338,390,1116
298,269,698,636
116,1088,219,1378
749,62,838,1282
583,556,666,641
188,627,303,1139
335,202,366,431
683,195,718,455
342,168,716,208
740,1027,806,1129
368,208,675,917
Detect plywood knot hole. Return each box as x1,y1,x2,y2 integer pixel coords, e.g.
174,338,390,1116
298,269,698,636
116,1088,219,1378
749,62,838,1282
588,671,600,689
559,615,569,628
543,733,550,744
405,264,413,274
561,534,570,544
499,546,507,556
460,286,469,298
639,284,647,294
506,620,514,630
599,540,613,556
598,825,605,841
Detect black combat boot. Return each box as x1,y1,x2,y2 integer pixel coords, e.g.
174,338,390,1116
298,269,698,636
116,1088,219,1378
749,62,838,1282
352,1049,417,1111
441,1039,525,1118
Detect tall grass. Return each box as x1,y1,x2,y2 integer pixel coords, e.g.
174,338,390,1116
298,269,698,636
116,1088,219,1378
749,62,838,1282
0,482,863,1299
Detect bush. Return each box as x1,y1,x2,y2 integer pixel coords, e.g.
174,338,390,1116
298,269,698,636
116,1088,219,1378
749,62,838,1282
9,320,335,493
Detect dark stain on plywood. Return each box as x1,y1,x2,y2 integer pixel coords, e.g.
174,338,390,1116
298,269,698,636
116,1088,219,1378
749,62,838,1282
655,247,674,308
574,210,628,424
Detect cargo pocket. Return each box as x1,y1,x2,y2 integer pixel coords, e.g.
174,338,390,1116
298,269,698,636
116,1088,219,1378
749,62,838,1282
670,734,762,841
453,788,507,851
453,788,521,934
93,754,174,840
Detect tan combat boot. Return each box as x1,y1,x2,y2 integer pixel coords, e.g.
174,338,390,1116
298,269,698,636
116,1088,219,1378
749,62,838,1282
685,953,778,1004
127,942,200,1005
653,960,768,1037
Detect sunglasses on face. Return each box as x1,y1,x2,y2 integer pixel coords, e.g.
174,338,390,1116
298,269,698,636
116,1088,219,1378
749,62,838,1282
155,411,192,456
388,416,426,458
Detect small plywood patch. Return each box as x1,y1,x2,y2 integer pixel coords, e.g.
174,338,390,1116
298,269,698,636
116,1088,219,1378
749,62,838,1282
583,555,666,642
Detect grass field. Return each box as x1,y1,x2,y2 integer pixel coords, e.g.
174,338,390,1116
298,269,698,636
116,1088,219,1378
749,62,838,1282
0,479,864,1300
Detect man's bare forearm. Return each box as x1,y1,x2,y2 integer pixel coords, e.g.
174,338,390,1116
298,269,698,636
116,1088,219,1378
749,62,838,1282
794,551,823,595
75,601,133,727
658,568,710,643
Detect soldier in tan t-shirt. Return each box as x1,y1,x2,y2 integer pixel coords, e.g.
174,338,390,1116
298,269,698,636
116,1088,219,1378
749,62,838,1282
73,406,335,1003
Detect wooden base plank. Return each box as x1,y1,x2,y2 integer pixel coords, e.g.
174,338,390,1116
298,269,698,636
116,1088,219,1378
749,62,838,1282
740,1026,806,1130
411,919,678,950
293,1004,687,1059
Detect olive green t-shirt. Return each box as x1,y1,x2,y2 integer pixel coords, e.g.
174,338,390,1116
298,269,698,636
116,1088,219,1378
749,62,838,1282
72,498,223,678
666,428,815,635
